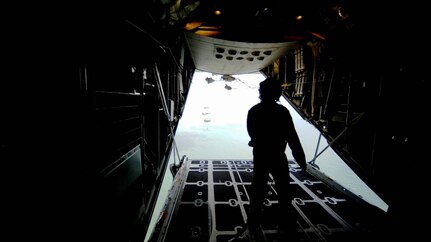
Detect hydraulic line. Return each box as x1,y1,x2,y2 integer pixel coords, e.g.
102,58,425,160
154,64,181,166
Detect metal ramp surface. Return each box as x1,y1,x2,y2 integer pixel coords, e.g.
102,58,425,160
150,159,386,242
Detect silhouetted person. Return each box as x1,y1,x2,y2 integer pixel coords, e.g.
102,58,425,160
229,77,307,241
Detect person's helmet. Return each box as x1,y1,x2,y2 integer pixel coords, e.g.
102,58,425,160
259,77,282,101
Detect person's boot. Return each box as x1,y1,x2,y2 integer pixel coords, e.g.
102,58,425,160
275,220,304,242
248,221,267,242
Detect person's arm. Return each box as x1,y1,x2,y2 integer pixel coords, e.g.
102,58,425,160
247,109,255,147
285,114,307,171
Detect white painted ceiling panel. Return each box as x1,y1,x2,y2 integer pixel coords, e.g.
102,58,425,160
185,32,298,75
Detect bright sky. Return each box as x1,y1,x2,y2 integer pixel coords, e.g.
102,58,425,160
172,71,263,160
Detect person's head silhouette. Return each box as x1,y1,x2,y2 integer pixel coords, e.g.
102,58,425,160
259,77,282,102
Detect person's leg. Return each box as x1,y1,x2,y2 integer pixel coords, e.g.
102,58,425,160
228,150,268,242
248,150,269,228
270,154,297,239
